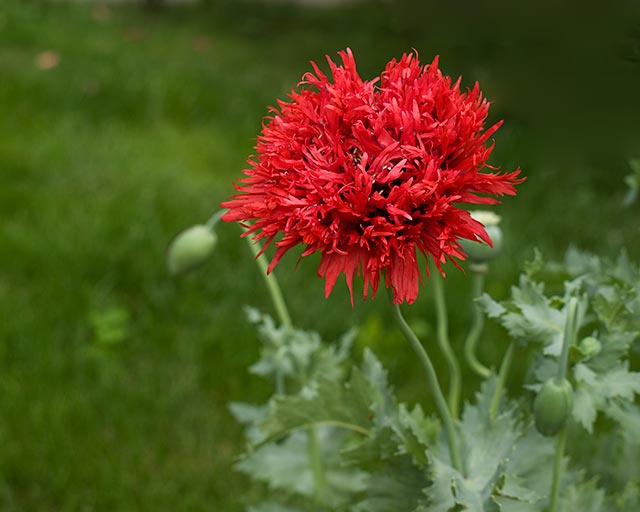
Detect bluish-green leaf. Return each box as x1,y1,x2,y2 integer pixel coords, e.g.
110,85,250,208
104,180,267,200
237,428,367,508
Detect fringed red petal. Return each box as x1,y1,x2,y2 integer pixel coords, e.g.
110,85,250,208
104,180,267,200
222,49,523,304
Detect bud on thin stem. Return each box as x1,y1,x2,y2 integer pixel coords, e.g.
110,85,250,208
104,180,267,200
167,225,217,276
460,211,503,264
547,297,579,512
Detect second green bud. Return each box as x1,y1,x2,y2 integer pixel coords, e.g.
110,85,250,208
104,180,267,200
533,378,573,437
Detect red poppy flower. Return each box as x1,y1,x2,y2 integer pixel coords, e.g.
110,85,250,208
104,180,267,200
222,49,523,305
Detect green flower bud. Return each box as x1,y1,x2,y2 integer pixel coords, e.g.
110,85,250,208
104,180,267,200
460,211,503,263
578,336,601,360
167,225,217,275
533,378,573,437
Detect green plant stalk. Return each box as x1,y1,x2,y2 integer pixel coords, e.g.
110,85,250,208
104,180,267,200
556,298,578,382
548,428,567,512
242,230,293,331
548,297,579,512
390,296,464,473
205,209,227,230
464,269,492,379
241,225,327,503
432,271,462,419
307,425,329,505
489,342,515,421
274,369,285,396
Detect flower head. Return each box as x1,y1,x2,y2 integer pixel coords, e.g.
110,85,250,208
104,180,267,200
222,49,523,304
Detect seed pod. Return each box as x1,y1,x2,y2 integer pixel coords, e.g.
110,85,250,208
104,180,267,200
533,378,573,437
167,225,217,276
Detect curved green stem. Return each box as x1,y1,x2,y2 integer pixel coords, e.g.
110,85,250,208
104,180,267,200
489,342,515,421
390,296,463,473
205,209,227,230
242,230,293,331
464,268,491,379
432,271,462,419
548,297,579,512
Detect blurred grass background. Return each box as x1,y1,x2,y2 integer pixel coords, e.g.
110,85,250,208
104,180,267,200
1,0,639,510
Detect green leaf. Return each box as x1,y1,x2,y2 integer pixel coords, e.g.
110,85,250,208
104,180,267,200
229,402,269,443
341,403,438,471
617,481,640,511
390,404,440,468
493,497,544,512
357,348,396,424
340,424,398,469
562,247,603,277
593,365,640,400
427,456,472,512
559,478,614,512
588,331,637,373
572,387,598,433
261,350,392,440
229,402,268,424
352,455,430,512
261,375,372,438
593,284,637,333
556,249,640,335
497,475,542,507
477,293,506,318
571,362,640,433
424,380,535,512
604,401,640,446
499,427,555,502
567,425,639,495
460,389,520,488
237,431,315,497
480,275,584,356
246,307,355,389
523,248,545,278
611,250,640,286
237,428,367,508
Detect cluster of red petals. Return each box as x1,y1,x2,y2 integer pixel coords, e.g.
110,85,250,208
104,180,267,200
222,49,523,305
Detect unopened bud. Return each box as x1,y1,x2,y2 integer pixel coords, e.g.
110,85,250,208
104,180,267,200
578,337,601,360
167,225,217,275
460,211,504,263
533,378,573,437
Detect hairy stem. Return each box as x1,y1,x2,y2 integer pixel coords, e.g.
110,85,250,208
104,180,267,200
432,271,462,419
463,268,491,379
390,296,463,473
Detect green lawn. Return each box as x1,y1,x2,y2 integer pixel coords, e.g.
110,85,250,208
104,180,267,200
1,1,639,510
